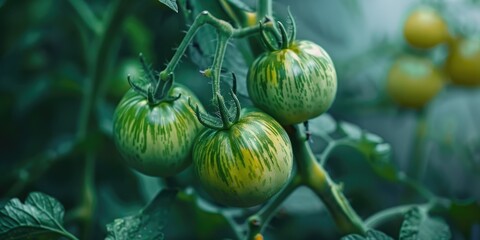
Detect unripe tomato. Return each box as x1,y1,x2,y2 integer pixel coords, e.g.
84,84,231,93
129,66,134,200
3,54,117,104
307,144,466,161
247,40,337,125
109,59,141,99
386,55,444,108
445,36,480,86
403,7,449,49
193,109,293,207
113,84,204,177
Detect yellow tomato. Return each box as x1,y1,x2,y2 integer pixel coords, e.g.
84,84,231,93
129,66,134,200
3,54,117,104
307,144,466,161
445,36,480,86
387,55,444,108
403,7,449,49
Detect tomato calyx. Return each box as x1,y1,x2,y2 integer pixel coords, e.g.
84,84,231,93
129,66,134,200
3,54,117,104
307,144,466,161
189,74,241,130
127,53,180,105
260,8,296,51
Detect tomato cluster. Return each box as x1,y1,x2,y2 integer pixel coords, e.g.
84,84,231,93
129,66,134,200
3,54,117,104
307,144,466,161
112,15,337,207
387,6,480,109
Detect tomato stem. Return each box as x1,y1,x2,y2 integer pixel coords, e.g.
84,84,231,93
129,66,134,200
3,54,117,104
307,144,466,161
291,125,367,235
407,109,428,181
139,52,157,86
244,125,367,238
364,198,449,229
211,31,232,97
245,174,301,240
397,172,436,201
159,11,234,82
365,204,425,229
77,151,97,239
156,10,268,107
257,0,272,20
72,0,134,238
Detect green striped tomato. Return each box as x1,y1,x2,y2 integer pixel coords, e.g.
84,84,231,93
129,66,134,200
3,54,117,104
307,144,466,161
193,109,293,207
247,40,337,125
113,84,204,177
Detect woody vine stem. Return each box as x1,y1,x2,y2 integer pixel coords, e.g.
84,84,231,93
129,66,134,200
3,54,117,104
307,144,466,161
156,1,367,239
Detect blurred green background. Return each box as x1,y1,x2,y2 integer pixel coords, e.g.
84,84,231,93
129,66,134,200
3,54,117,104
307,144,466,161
1,0,479,239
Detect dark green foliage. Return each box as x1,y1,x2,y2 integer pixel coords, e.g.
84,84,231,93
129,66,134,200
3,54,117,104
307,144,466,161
105,190,177,240
0,192,77,240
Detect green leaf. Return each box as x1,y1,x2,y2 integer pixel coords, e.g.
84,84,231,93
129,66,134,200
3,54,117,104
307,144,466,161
342,229,394,240
158,0,178,13
339,121,363,140
337,122,398,181
399,207,451,240
169,189,239,239
105,189,178,240
309,114,336,136
357,134,397,182
0,192,77,240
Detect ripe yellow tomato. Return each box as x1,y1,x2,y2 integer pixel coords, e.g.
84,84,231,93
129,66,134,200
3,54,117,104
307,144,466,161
403,7,449,49
445,36,480,86
386,55,444,108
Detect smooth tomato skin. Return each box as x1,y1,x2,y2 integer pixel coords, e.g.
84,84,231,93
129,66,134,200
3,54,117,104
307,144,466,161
386,55,444,109
193,109,293,207
113,84,204,177
247,40,337,125
445,36,480,86
403,7,448,49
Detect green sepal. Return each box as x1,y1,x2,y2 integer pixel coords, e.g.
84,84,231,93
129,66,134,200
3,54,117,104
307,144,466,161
188,97,224,130
126,54,178,105
139,53,156,86
286,7,297,46
277,21,290,49
188,73,242,130
259,20,278,52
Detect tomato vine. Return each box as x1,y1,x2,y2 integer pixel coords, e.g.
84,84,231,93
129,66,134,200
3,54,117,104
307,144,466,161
1,0,478,240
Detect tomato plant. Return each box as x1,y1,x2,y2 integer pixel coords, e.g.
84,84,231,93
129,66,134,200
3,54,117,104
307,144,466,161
445,36,480,86
247,22,337,125
1,1,479,240
403,6,449,49
386,55,444,108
